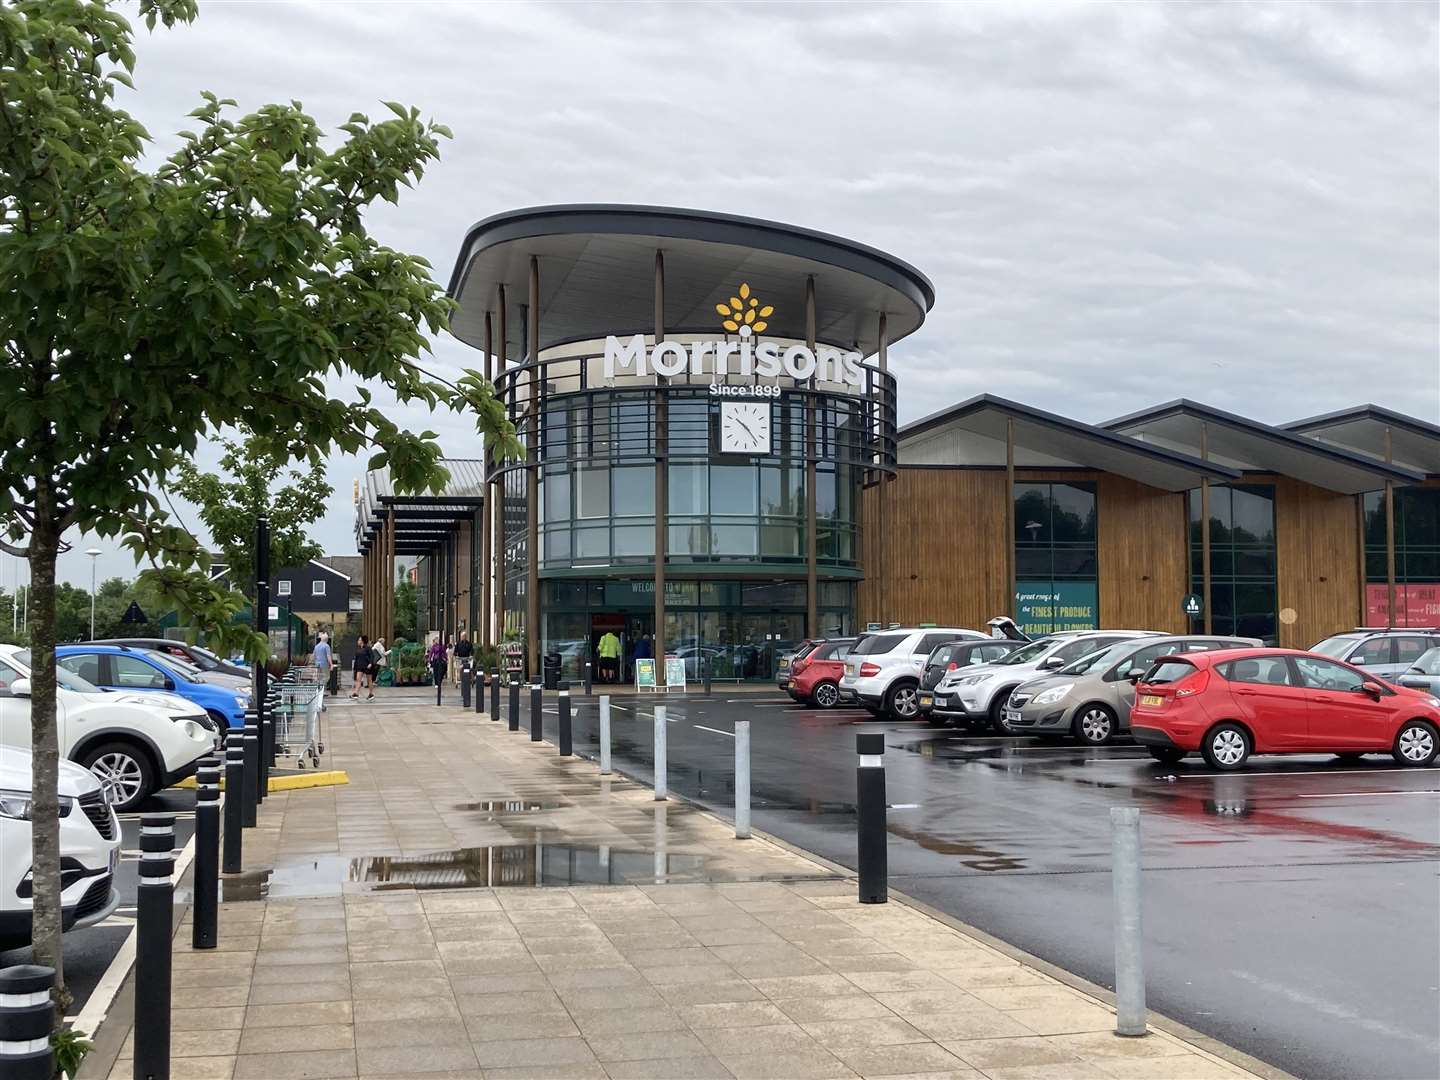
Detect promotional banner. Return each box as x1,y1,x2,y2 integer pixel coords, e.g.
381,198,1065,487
635,658,656,689
1365,583,1440,626
665,657,687,689
1015,581,1099,637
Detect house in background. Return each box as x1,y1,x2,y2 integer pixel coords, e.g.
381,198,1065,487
273,558,360,636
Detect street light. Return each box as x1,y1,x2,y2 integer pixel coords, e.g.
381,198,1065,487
85,548,102,640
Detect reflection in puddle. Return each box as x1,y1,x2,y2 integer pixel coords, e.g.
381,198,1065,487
453,799,564,814
351,844,707,890
884,822,1025,872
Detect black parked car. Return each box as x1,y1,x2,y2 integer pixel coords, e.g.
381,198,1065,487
93,638,251,680
917,639,1026,723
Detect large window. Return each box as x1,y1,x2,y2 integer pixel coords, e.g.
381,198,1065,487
1363,487,1440,625
1014,481,1098,635
1189,483,1277,643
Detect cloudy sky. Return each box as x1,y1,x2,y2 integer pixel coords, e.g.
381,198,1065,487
37,0,1438,586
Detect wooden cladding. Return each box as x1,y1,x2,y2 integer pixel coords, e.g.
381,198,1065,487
1274,476,1360,649
1096,475,1188,634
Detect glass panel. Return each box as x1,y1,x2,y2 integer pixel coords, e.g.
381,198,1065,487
543,612,589,682
1294,656,1365,691
612,526,654,557
668,400,710,457
612,466,654,517
697,609,745,679
711,465,757,515
1229,486,1275,545
668,464,708,515
814,467,837,520
577,467,610,519
819,581,852,608
742,582,806,608
759,467,803,518
112,655,168,689
711,524,757,556
700,581,739,607
1050,483,1097,542
544,527,570,562
760,524,801,557
545,580,589,608
1014,484,1049,542
543,469,570,524
573,527,609,563
669,523,709,556
664,611,700,678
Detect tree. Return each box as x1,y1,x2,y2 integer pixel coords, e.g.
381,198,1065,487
0,0,519,1005
172,431,332,597
393,568,417,642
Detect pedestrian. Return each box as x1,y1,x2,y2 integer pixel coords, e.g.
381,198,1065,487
427,637,448,688
598,627,620,683
351,634,375,700
454,631,473,687
373,637,387,691
313,631,332,712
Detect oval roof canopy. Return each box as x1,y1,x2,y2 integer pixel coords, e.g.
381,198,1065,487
447,204,934,359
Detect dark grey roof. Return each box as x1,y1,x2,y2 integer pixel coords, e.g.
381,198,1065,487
1284,404,1440,477
1104,400,1424,494
447,204,933,358
898,394,1237,492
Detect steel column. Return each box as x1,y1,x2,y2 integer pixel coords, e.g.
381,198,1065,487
874,313,887,628
526,257,541,678
496,286,507,646
653,250,667,673
481,311,494,646
1200,422,1213,635
804,276,818,638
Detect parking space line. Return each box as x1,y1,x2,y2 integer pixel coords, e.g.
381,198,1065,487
693,724,735,738
1178,768,1410,779
1296,790,1440,798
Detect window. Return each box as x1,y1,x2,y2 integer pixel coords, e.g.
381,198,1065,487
1363,489,1440,621
0,660,18,689
916,633,959,655
1394,637,1432,666
1111,642,1179,680
577,467,610,519
1145,659,1199,685
58,653,102,685
1190,484,1277,643
611,466,654,517
1052,635,1127,666
1411,647,1440,676
851,633,905,657
1347,637,1392,667
1293,656,1367,692
312,580,326,597
1218,657,1292,686
111,654,168,689
1015,481,1098,636
277,580,292,597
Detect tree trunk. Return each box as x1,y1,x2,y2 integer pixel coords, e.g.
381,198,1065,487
27,478,68,1017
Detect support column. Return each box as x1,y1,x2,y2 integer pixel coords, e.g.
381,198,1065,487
495,288,508,646
653,251,668,673
875,313,887,628
1385,425,1397,626
1200,422,1212,635
364,544,373,638
804,276,818,638
384,512,395,642
1005,417,1016,619
481,311,493,646
526,257,541,678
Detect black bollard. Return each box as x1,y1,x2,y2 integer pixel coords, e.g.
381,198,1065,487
0,965,54,1080
435,672,443,707
257,702,270,805
135,813,175,1080
508,678,520,732
530,683,543,742
474,665,484,715
461,662,472,710
490,670,499,721
856,733,888,904
192,757,220,949
558,682,572,757
222,732,244,873
703,658,712,696
242,717,259,828
584,661,592,697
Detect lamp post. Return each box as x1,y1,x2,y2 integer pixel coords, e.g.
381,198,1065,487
84,548,102,640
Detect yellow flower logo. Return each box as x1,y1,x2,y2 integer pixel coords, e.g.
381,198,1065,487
715,283,774,337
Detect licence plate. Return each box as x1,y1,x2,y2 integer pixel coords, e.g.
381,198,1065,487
918,694,933,707
1005,709,1022,725
1140,694,1163,706
844,662,856,676
778,680,789,689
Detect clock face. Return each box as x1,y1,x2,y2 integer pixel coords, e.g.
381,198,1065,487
720,401,772,455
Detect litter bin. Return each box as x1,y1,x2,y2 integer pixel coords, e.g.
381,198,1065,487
543,652,562,690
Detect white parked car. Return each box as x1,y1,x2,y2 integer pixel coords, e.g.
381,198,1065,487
0,747,122,949
0,644,216,811
930,630,1163,732
839,628,989,719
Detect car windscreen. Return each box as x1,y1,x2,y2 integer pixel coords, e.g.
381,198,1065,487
1310,635,1359,659
184,646,223,670
144,651,201,682
1142,658,1198,685
850,634,905,657
926,643,971,668
1410,647,1440,676
993,638,1055,666
814,640,855,661
13,649,102,694
1059,641,1129,676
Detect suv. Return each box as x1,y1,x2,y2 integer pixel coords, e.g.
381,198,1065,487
1310,629,1440,682
775,640,820,692
56,644,250,731
916,640,1026,722
932,630,1162,732
783,638,858,708
839,628,988,719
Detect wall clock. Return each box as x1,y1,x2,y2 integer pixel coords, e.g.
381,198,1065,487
719,401,771,455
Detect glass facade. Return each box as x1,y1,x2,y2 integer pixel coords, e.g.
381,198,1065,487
1013,481,1099,635
1362,486,1440,624
1189,483,1277,643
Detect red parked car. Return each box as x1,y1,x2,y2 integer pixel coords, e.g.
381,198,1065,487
782,638,858,709
1130,647,1440,771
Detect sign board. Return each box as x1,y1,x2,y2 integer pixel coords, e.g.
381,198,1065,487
120,600,147,624
1366,583,1440,626
1181,593,1204,618
665,656,686,690
635,658,657,690
865,623,881,633
501,642,525,675
1014,581,1098,637
267,606,279,623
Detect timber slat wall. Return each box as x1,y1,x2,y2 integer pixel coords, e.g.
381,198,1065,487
1096,475,1189,634
1274,475,1360,649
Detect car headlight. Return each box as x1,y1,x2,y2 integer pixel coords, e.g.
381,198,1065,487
0,789,73,820
1030,683,1074,706
956,674,992,687
233,695,249,711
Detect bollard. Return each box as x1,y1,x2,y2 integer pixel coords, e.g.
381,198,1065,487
241,718,259,828
599,695,612,775
703,659,712,697
257,703,271,804
135,813,175,1080
654,705,667,800
222,732,244,874
508,678,520,732
0,965,54,1080
584,661,592,697
856,733,887,904
192,757,220,949
461,662,472,710
435,673,443,707
735,720,751,839
1111,806,1148,1037
530,683,543,742
474,664,483,715
490,670,499,721
558,682,572,756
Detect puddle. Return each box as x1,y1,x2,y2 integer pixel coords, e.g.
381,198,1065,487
453,799,564,814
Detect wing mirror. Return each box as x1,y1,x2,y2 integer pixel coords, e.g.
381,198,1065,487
10,678,31,697
1127,671,1144,684
1361,680,1384,699
1039,656,1065,671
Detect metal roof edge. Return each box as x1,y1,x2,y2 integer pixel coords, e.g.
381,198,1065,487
1284,403,1440,440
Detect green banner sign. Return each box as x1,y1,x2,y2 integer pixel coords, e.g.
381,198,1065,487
635,658,656,689
1015,581,1098,637
665,657,686,689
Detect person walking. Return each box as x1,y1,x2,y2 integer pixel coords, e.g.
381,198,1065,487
373,637,387,691
351,634,375,700
427,637,448,689
454,631,473,688
598,628,620,684
313,632,332,712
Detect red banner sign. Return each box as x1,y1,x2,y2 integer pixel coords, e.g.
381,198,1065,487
1365,583,1440,626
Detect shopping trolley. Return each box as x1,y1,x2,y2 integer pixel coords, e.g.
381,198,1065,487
277,669,326,768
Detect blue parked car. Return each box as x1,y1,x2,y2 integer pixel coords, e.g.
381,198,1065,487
56,645,251,730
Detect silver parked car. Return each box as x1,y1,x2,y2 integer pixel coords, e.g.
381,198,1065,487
1309,628,1440,682
1397,646,1440,696
1004,634,1261,745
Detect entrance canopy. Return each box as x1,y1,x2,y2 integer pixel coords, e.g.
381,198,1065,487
355,460,485,556
1285,404,1440,478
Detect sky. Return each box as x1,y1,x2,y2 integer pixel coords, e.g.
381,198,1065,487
33,0,1439,588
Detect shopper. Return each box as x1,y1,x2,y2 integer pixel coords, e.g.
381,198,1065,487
427,637,448,688
598,628,620,683
313,632,332,712
454,631,473,687
373,637,387,690
351,634,375,700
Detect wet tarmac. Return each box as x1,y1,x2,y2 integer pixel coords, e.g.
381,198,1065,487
512,691,1440,1080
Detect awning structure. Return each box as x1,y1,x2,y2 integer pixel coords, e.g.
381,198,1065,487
898,394,1237,492
1284,404,1440,479
355,460,486,556
1103,400,1425,495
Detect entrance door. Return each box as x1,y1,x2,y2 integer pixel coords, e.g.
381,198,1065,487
591,613,626,685
739,612,806,681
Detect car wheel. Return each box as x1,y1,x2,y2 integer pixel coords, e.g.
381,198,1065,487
811,681,840,709
80,741,155,811
1201,723,1251,771
885,681,920,720
1147,747,1185,764
988,691,1016,735
1392,720,1439,767
1073,704,1117,746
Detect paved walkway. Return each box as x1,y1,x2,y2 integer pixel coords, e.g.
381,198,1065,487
87,693,1270,1080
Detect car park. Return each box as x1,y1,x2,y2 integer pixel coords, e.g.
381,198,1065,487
1130,647,1440,770
95,637,251,680
781,637,858,707
55,643,249,733
916,639,1026,722
930,630,1163,732
1309,628,1440,681
1003,635,1260,744
0,645,215,810
0,747,122,949
840,627,989,719
1397,646,1440,695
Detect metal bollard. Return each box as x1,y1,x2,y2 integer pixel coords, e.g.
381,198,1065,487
856,733,887,904
192,757,220,949
599,695,612,775
490,670,499,721
135,813,175,1080
584,661,592,697
654,705,667,800
558,682,572,756
223,732,244,873
474,665,484,715
242,717,259,828
435,672,443,707
0,964,54,1080
1111,806,1148,1037
508,678,520,732
530,683,543,742
461,662,472,709
703,659,712,696
735,720,751,839
257,704,271,804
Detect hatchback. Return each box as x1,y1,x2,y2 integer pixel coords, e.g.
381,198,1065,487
782,638,857,708
1130,648,1440,770
1397,647,1440,696
56,644,250,730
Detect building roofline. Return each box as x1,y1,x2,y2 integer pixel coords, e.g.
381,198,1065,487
1284,403,1440,440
